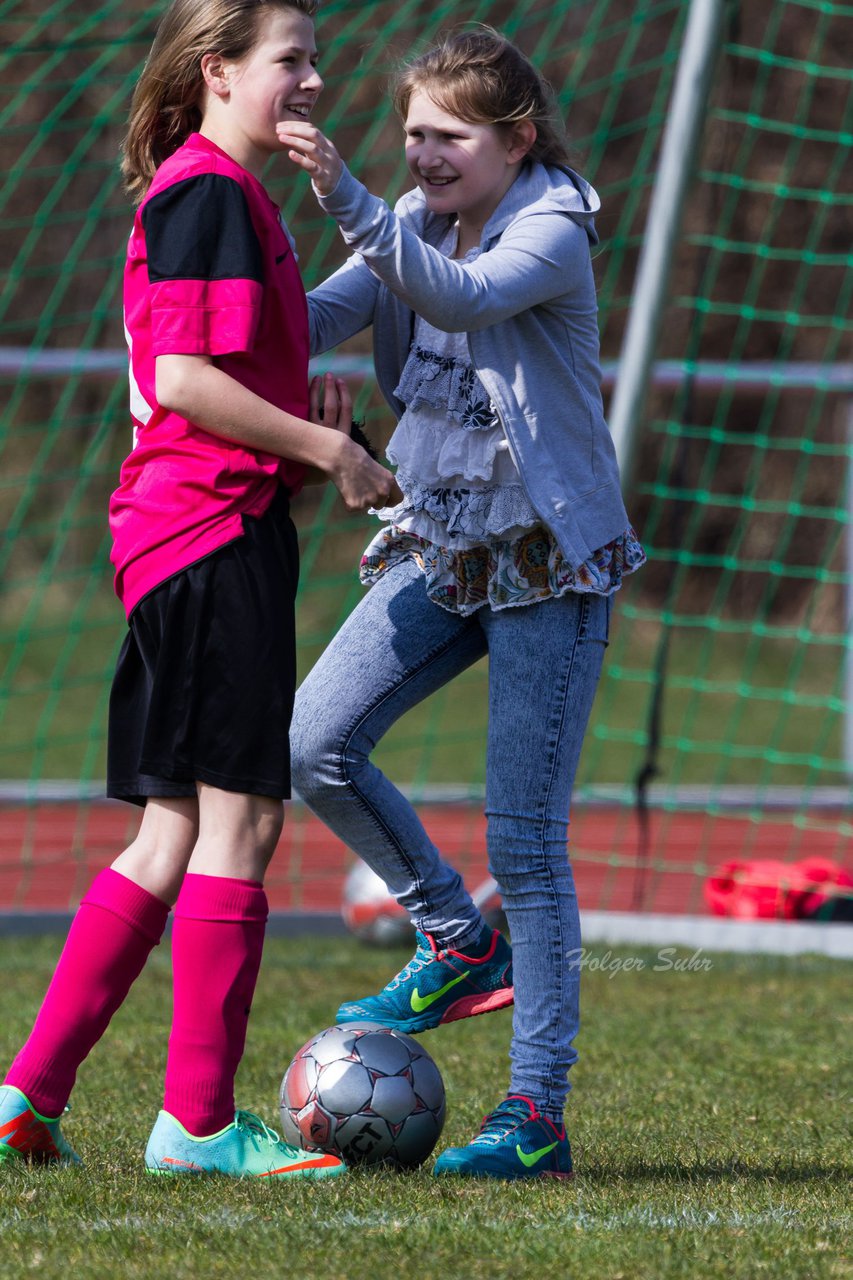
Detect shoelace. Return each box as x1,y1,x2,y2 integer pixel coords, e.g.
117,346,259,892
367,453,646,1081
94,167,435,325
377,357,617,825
234,1110,301,1156
471,1102,532,1147
386,934,435,991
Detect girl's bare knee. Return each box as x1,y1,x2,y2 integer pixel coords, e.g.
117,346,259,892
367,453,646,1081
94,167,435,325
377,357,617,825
111,796,199,904
190,786,284,881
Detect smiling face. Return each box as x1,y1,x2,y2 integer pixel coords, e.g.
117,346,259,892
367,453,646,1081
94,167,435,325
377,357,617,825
202,7,323,175
403,88,531,245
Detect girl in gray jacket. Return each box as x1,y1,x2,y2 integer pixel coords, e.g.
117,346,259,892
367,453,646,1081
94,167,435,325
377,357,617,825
281,28,644,1179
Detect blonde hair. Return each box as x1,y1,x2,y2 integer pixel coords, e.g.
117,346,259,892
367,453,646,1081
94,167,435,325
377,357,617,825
392,27,571,169
122,0,319,203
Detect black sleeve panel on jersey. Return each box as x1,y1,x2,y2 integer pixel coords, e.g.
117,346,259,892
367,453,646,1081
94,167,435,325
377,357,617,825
142,173,264,284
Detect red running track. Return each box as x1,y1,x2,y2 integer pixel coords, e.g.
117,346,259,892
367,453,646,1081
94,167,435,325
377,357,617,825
1,800,851,917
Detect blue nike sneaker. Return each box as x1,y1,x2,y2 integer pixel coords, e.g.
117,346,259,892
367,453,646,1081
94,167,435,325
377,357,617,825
336,925,513,1033
433,1095,573,1180
0,1085,81,1166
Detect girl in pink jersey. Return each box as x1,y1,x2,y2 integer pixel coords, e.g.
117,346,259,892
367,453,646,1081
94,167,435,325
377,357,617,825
0,0,392,1179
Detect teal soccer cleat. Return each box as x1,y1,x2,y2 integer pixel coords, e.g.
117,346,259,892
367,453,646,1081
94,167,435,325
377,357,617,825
336,926,513,1033
433,1095,573,1180
144,1109,346,1179
0,1085,81,1166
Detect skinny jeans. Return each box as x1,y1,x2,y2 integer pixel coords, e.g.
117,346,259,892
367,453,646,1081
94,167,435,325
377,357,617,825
291,559,610,1115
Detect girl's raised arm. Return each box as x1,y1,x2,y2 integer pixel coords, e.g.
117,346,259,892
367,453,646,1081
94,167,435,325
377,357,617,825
281,124,593,333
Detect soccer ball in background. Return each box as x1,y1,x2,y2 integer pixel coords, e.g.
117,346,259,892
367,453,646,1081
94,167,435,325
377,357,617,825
340,860,413,946
279,1024,446,1169
341,859,508,946
473,876,508,936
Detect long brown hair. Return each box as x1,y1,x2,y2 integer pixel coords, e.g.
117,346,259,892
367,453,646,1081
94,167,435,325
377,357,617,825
122,0,318,203
392,27,572,169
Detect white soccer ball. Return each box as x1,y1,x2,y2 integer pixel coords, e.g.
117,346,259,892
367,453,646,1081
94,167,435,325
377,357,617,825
341,859,413,946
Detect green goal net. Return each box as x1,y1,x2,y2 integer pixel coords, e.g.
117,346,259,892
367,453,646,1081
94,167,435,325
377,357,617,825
1,0,851,921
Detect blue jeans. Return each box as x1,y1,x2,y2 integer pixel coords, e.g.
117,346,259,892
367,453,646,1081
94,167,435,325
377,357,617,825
291,559,610,1116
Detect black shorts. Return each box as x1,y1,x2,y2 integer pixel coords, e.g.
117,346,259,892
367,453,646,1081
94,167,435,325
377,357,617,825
107,489,299,807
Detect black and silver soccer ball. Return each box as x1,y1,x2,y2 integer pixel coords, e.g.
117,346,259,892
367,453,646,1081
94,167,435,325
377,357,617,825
279,1024,446,1169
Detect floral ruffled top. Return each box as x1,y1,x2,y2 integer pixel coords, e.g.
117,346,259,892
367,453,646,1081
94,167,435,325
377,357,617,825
360,229,644,616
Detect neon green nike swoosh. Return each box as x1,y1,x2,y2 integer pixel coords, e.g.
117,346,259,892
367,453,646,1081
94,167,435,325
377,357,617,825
410,970,470,1012
517,1141,558,1168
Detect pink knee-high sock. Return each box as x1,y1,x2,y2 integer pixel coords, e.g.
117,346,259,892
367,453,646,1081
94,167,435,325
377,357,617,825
5,868,170,1117
162,873,268,1137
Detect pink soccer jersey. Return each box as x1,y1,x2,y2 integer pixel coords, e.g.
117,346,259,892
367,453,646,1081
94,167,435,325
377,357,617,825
111,133,309,616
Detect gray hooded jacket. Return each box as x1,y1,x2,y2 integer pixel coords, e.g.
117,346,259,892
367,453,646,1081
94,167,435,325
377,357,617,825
308,161,631,569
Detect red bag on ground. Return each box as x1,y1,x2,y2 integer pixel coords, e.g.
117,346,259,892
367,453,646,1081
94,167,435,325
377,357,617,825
704,857,853,921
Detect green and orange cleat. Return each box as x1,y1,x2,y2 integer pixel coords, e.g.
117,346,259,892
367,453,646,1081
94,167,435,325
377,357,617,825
336,925,513,1034
0,1084,81,1166
144,1108,346,1179
433,1095,573,1180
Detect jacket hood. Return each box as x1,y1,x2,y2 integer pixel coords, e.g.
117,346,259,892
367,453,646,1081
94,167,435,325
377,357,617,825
396,160,600,250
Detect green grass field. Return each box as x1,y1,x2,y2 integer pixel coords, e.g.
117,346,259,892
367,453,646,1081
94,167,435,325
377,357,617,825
0,934,849,1280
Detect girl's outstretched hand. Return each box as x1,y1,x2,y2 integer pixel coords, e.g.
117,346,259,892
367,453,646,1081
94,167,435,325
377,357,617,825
278,121,343,197
309,373,400,511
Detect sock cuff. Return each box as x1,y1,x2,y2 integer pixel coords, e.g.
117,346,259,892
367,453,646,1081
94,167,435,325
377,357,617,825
174,873,269,924
81,868,170,944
